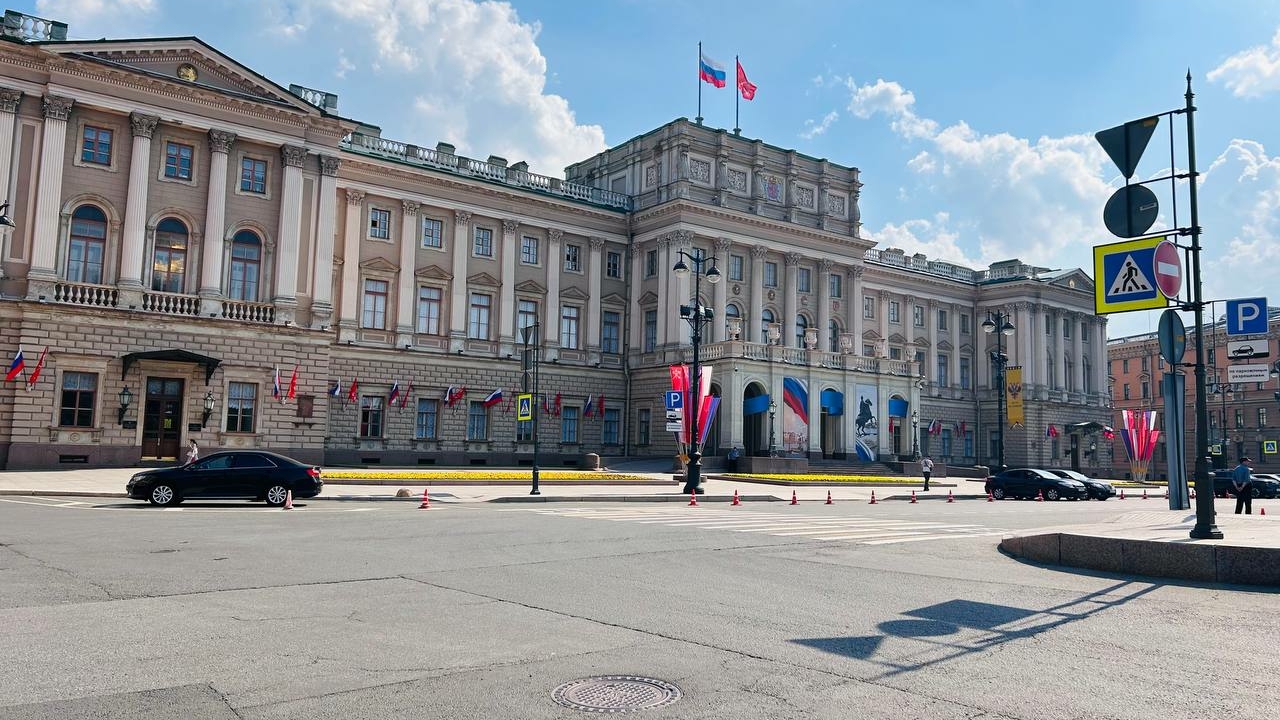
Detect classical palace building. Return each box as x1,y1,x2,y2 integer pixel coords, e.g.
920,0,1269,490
0,10,1109,470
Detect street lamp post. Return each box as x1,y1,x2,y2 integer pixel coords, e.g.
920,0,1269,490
521,321,541,495
982,310,1015,473
673,247,720,495
1210,375,1233,467
911,410,920,461
768,399,778,457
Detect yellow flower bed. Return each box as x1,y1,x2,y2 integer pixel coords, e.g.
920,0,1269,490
723,473,924,483
322,470,653,482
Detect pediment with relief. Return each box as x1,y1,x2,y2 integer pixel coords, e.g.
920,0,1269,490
467,271,501,287
601,292,628,307
415,265,453,280
359,257,399,273
638,291,659,305
514,280,546,295
560,286,590,301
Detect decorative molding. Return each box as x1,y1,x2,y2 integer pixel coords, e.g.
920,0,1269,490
514,279,547,295
207,129,237,154
784,252,802,267
345,189,366,206
589,236,605,251
750,244,768,260
548,228,564,242
359,257,399,272
402,200,420,217
670,229,692,247
415,265,453,280
818,258,834,274
656,236,671,249
502,219,521,234
42,94,73,120
467,271,502,287
714,237,732,252
454,209,472,224
129,112,159,139
318,155,340,176
280,144,308,168
0,87,21,113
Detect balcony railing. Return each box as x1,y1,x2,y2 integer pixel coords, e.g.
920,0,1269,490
689,340,923,377
221,300,276,324
142,291,200,317
54,282,118,308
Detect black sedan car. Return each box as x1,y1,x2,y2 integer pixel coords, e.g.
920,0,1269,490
1044,469,1116,500
126,451,323,506
985,468,1088,501
1210,470,1280,499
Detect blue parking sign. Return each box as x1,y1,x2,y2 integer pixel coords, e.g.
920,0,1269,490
665,391,683,410
1225,297,1268,336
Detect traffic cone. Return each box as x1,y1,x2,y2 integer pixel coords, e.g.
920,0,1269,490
790,490,799,506
1119,489,1126,500
1164,488,1169,500
910,490,917,504
869,490,878,505
731,489,741,506
1142,489,1148,500
1261,507,1266,516
689,490,699,507
1036,490,1044,502
987,491,994,502
418,488,430,509
825,490,834,505
283,490,293,510
947,490,955,503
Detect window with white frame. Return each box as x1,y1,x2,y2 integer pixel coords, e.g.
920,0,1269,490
938,309,948,331
863,296,875,319
417,286,442,335
415,398,439,439
764,261,778,287
937,354,949,386
606,250,622,278
889,301,900,323
638,409,651,445
520,235,539,264
81,125,113,165
561,406,579,443
164,141,194,180
151,218,189,293
473,227,493,257
797,267,811,293
66,205,107,285
359,396,384,438
518,300,538,336
421,217,443,249
228,230,261,301
913,305,924,327
239,157,266,194
560,306,581,349
467,401,488,440
368,208,391,240
645,249,657,277
643,310,657,352
829,273,842,298
960,313,970,334
729,254,744,281
602,311,621,353
564,243,582,272
225,382,256,433
960,357,971,390
59,372,97,428
468,293,491,339
362,279,389,329
516,418,533,443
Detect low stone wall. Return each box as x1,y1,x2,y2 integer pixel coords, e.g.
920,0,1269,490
737,457,809,474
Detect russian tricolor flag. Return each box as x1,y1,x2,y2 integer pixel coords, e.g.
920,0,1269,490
482,388,504,408
699,52,726,88
5,346,23,382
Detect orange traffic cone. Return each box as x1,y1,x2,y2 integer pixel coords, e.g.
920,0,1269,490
869,490,878,505
1036,490,1044,502
790,490,799,506
1119,489,1126,500
825,490,834,505
418,488,430,509
731,489,741,506
910,490,918,504
1260,507,1266,516
947,490,955,503
688,490,699,507
987,490,994,502
283,489,294,510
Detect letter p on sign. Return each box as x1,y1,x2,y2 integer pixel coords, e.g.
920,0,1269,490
1226,297,1268,336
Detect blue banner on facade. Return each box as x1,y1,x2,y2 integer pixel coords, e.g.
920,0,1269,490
819,388,844,416
743,393,771,416
887,397,909,418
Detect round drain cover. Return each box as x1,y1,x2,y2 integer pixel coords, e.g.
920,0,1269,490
552,676,681,713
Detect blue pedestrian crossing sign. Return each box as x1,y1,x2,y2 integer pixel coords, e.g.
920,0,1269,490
665,391,683,411
1093,236,1169,315
516,393,533,422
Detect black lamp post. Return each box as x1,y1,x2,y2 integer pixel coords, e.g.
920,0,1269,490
201,390,214,428
0,202,14,228
911,410,920,461
1209,375,1233,466
982,310,1015,473
521,321,541,495
117,386,133,424
768,398,778,457
673,247,720,495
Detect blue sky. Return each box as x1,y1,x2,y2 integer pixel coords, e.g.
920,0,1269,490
22,0,1280,339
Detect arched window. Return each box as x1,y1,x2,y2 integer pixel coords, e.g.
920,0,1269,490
1082,356,1092,394
761,309,775,341
228,230,262,301
725,304,741,338
829,320,841,353
151,218,189,293
67,205,107,284
795,314,809,348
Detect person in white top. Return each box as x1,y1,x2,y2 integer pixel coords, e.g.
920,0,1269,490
185,439,200,465
921,456,934,491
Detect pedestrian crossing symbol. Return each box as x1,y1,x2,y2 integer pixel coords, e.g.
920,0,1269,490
1093,236,1169,315
516,393,533,422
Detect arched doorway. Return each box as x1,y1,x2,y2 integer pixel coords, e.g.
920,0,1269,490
742,382,769,456
819,387,844,459
888,393,908,459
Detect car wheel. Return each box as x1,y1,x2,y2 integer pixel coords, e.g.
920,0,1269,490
1096,493,1108,501
991,487,1006,500
1252,486,1262,499
149,483,179,506
264,484,290,507
1045,488,1060,501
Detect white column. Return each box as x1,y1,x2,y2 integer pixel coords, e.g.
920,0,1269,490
336,189,364,343
1053,309,1066,391
817,259,832,352
672,231,692,345
850,267,864,354
499,219,520,355
749,245,766,343
273,145,307,324
903,296,916,358
879,290,890,355
587,236,604,356
783,252,799,347
311,155,339,328
119,113,159,306
656,236,671,347
395,200,420,346
950,302,961,389
545,228,562,358
448,210,471,352
0,89,20,280
1030,303,1044,391
629,243,643,351
27,95,73,297
198,129,235,316
1016,302,1033,384
1073,313,1086,393
712,237,731,343
927,299,938,385
1095,319,1108,399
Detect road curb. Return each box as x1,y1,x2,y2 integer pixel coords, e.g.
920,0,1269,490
488,495,783,503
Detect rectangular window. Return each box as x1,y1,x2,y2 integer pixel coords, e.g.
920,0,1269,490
564,243,581,272
938,309,948,331
416,286,442,335
729,254,744,281
863,343,875,357
1141,381,1149,399
913,305,924,327
422,218,443,249
764,262,778,288
362,279,388,329
937,354,949,387
1045,315,1052,335
81,125,113,165
1141,356,1149,371
521,235,539,264
644,310,657,352
889,301,900,323
1122,359,1129,374
1236,408,1244,428
225,381,257,433
239,157,266,194
829,273,842,298
164,141,193,180
603,408,620,445
516,419,533,443
467,401,488,440
602,311,621,354
941,429,953,457
960,357,971,390
1261,408,1268,427
517,300,539,336
890,347,902,360
645,249,657,277
606,250,622,278
561,406,580,444
863,296,875,319
473,227,493,257
368,208,391,240
1063,318,1071,338
468,293,491,339
359,396,384,438
960,313,970,334
638,409,651,445
59,372,97,427
1082,327,1090,343
560,306,581,349
988,430,999,462
797,267,811,293
1123,383,1131,400
415,398,439,439
964,431,974,458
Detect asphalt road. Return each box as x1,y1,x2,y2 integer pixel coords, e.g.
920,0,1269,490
0,495,1275,719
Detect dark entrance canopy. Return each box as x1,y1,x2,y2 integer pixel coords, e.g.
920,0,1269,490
120,349,221,384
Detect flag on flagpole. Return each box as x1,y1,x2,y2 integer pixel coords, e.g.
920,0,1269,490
583,395,595,418
444,385,467,407
6,346,25,382
959,421,967,435
26,347,48,391
287,366,298,401
401,382,413,410
329,378,342,397
272,366,282,402
552,392,562,416
388,381,402,408
482,388,503,408
598,394,605,418
699,51,726,87
347,377,359,403
736,58,756,100
1045,424,1059,438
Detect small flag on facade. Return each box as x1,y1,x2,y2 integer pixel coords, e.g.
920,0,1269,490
5,346,25,382
272,366,282,402
347,377,359,403
388,381,402,408
330,378,342,397
1045,424,1059,438
482,388,503,408
444,385,467,407
552,392,562,416
26,347,48,391
287,366,298,401
401,382,413,410
583,395,595,418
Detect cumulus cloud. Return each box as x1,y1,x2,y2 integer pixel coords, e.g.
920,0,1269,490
335,48,355,79
1208,28,1280,97
800,111,838,139
869,214,983,268
1200,139,1280,305
36,0,154,35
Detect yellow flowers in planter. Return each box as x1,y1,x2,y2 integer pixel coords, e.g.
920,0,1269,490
722,473,920,483
322,470,653,482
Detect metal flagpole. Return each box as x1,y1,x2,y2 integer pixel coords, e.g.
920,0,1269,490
696,42,703,125
734,55,740,135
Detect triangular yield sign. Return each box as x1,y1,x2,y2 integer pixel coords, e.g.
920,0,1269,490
1106,254,1154,297
1095,116,1159,180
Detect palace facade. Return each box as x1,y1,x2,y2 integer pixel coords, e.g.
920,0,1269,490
0,10,1109,470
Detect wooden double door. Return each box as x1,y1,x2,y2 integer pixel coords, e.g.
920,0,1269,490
142,377,184,459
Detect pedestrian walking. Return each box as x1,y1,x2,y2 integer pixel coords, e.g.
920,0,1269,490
1232,456,1254,515
922,455,934,492
185,439,200,466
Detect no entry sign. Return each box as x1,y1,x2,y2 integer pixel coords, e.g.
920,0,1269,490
1152,240,1182,299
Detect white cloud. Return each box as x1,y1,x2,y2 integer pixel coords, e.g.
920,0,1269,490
35,0,154,36
1208,28,1280,97
800,111,838,140
869,214,982,268
847,78,938,139
335,49,355,80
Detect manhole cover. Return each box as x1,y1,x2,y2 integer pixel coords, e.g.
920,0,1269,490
551,676,681,713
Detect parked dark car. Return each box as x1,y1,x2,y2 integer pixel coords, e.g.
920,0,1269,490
1044,469,1115,500
1211,469,1280,499
985,468,1088,501
126,451,323,506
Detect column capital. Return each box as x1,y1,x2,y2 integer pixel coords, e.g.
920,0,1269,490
502,218,521,234
319,155,340,176
345,188,366,206
628,242,642,257
41,94,73,121
784,252,802,267
454,209,472,224
927,298,938,309
129,112,159,139
903,295,916,305
280,144,308,168
589,236,605,251
848,265,864,279
548,227,564,243
818,258,834,274
714,236,733,252
657,236,671,249
0,87,21,113
402,200,420,217
879,288,892,300
750,244,768,260
208,129,237,154
670,229,692,247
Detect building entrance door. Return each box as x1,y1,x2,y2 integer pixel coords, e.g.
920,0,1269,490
142,377,184,459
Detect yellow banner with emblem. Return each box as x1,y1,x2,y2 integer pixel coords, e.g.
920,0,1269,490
1005,366,1025,427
